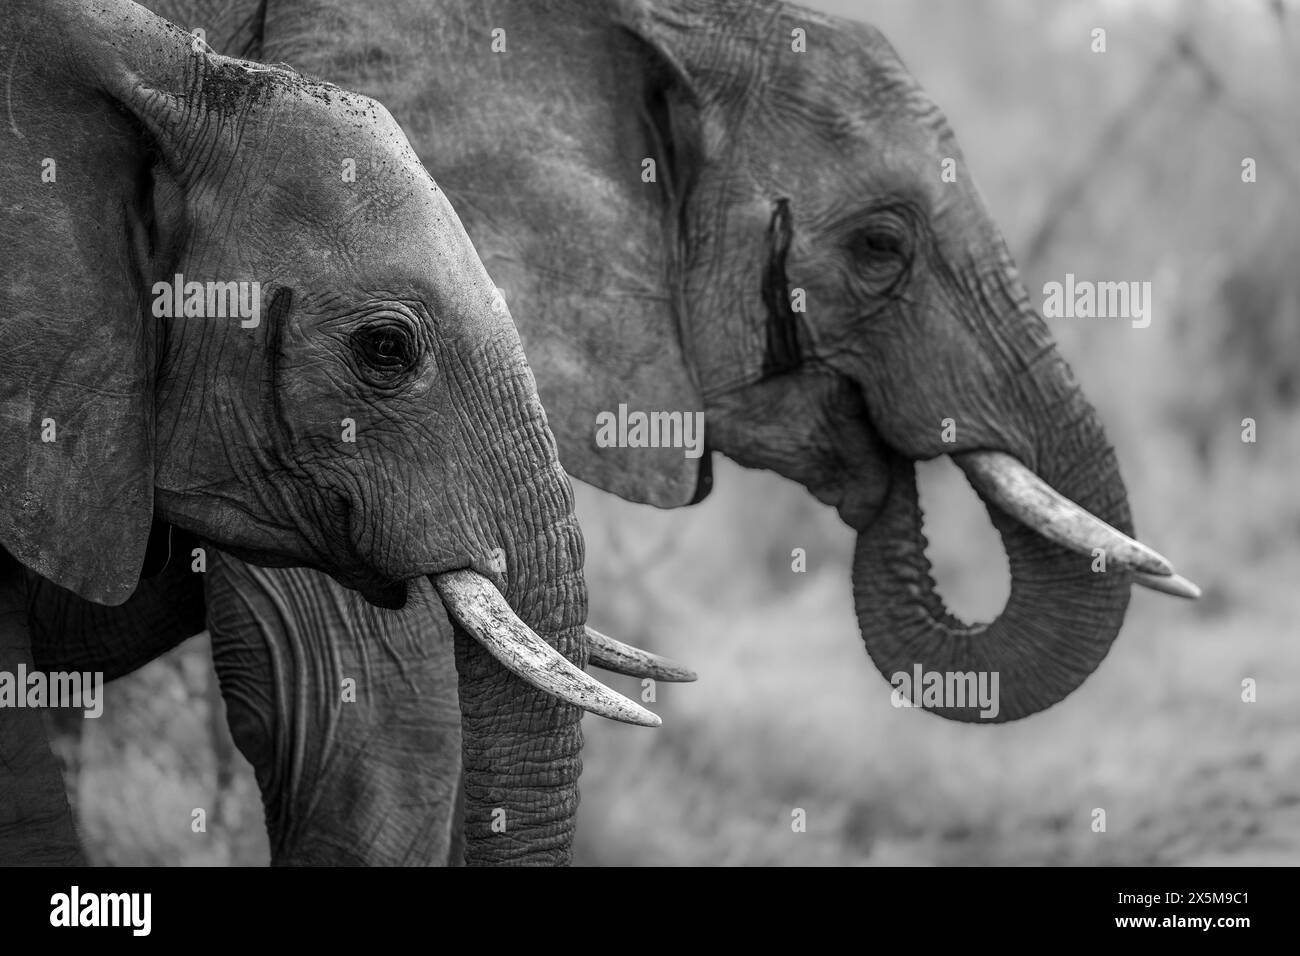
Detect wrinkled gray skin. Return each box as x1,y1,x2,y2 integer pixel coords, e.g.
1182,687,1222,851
2,0,590,867
204,554,464,865
30,538,466,866
40,0,1140,862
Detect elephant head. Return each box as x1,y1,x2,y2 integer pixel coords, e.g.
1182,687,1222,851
244,0,1196,723
609,0,1199,718
1,0,660,865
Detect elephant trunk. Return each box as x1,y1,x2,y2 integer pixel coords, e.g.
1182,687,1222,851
851,378,1134,721
423,343,657,864
434,479,588,865
444,578,587,864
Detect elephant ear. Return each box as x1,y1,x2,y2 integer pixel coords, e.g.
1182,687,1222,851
343,1,710,508
538,14,713,509
0,0,200,604
531,0,766,506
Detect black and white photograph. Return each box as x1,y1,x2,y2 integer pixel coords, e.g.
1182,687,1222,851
0,0,1293,921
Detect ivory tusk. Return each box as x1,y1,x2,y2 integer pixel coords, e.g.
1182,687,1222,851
585,626,697,682
433,570,661,727
1134,570,1202,600
958,451,1177,577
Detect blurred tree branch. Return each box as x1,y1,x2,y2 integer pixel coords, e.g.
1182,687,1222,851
1021,29,1208,272
1022,19,1299,274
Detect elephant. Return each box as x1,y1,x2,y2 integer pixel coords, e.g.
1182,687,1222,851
1,0,672,868
150,0,1198,701
34,0,1198,864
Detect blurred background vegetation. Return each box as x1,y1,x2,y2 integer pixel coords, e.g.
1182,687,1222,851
59,0,1299,864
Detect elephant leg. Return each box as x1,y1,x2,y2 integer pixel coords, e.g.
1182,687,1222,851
205,550,463,866
0,551,84,864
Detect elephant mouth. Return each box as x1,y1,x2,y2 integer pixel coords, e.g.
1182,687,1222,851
358,578,409,609
706,367,1196,720
346,535,699,727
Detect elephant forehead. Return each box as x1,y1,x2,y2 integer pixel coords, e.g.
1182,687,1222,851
341,188,493,300
765,53,946,162
273,111,422,189
231,108,489,303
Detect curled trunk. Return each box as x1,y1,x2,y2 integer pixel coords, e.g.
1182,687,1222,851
852,388,1133,722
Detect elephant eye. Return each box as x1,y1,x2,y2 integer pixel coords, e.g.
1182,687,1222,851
851,214,914,297
352,322,418,380
860,229,905,257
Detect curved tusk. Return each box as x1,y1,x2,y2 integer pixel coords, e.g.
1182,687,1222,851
1134,570,1202,600
957,451,1176,577
585,626,697,682
432,570,661,727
